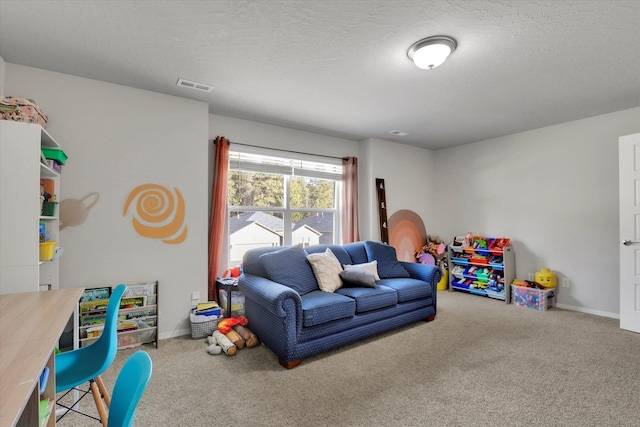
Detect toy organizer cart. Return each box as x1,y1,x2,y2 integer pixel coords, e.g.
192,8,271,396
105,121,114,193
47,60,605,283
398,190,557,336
448,235,515,303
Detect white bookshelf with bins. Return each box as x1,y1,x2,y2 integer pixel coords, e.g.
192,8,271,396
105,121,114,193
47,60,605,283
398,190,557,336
0,120,62,294
447,235,515,304
78,281,159,349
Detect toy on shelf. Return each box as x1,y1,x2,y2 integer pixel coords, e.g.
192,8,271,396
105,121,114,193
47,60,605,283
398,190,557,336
464,231,473,248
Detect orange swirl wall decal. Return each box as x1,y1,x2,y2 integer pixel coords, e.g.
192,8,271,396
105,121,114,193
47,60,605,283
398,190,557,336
123,184,188,244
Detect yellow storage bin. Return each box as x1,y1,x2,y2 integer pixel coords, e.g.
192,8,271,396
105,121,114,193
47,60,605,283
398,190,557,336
39,241,56,261
437,269,449,291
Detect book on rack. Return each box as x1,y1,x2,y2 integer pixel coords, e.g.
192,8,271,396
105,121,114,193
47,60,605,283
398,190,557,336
80,287,111,302
120,296,147,309
123,282,156,297
80,313,106,326
79,298,109,314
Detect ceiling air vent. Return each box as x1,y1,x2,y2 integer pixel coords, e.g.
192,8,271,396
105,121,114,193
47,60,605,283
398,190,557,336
389,130,409,136
176,78,213,92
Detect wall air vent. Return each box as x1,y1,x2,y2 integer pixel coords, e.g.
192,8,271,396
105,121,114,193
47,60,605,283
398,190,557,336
176,78,213,92
389,130,409,136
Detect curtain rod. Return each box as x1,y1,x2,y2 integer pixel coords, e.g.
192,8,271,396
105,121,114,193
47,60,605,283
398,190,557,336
216,140,348,161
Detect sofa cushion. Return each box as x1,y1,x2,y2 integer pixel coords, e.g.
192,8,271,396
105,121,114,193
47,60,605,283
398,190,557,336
339,269,376,288
376,277,432,303
305,245,353,266
259,246,318,295
307,248,344,293
364,241,410,279
300,290,356,327
336,285,398,313
343,261,380,280
343,242,369,264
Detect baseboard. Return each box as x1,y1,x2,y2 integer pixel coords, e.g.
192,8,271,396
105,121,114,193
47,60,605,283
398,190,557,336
555,303,619,319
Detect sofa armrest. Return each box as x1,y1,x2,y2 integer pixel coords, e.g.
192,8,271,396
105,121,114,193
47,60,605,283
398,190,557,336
400,262,442,313
238,273,303,318
401,262,442,284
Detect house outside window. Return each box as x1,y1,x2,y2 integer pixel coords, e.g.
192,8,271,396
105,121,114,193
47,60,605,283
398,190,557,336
227,151,342,268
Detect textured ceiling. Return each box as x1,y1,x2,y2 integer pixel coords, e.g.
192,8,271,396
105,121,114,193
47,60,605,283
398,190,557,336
0,0,638,149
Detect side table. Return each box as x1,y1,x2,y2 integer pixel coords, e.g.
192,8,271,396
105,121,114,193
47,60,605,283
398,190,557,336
216,277,238,318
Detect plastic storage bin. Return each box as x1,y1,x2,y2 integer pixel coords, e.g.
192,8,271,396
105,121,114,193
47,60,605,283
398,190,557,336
511,285,555,311
41,201,57,216
219,288,245,317
41,147,68,165
39,241,56,261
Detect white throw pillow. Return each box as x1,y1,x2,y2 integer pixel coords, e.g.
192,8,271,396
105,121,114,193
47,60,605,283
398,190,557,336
307,248,344,293
342,260,381,281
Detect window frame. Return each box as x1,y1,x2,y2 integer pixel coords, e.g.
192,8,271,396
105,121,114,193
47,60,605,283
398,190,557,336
225,149,342,269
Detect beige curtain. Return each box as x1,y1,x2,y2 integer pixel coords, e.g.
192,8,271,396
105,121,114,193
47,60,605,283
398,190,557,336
341,156,360,243
208,136,230,300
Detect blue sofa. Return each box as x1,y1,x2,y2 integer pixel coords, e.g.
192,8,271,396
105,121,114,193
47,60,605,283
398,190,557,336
238,240,442,368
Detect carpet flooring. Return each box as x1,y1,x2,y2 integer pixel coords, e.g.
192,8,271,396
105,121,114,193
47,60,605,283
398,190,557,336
56,290,640,426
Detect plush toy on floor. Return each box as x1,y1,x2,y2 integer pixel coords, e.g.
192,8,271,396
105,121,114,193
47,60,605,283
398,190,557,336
205,336,222,355
217,315,248,333
233,324,260,348
212,330,237,356
205,315,261,355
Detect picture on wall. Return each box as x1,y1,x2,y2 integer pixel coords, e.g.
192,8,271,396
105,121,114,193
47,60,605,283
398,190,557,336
388,209,427,262
123,183,188,244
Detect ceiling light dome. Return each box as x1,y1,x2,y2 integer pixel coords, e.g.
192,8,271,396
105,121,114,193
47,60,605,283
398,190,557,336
407,36,457,69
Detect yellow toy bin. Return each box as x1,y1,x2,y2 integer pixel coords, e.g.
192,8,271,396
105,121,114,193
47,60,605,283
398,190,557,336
437,269,449,291
39,241,56,261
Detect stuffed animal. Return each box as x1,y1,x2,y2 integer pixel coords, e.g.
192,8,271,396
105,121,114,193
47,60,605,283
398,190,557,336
225,329,245,349
233,324,260,348
205,336,222,355
212,330,237,356
217,315,248,334
464,231,473,247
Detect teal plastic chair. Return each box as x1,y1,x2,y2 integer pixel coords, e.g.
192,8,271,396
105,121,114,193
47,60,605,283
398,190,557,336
107,350,153,427
56,284,127,425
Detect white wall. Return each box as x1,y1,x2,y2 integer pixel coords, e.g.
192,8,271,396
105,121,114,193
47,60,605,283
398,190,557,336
433,107,640,317
4,63,209,339
0,56,5,95
359,138,437,242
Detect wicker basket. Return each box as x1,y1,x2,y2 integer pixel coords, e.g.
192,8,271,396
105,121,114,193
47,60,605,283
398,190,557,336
189,311,221,339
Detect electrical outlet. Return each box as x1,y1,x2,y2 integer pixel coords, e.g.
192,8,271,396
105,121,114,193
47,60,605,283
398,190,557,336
528,273,534,281
191,291,200,301
561,277,570,288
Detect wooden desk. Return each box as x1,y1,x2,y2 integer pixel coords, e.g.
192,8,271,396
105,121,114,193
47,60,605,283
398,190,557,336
0,288,83,427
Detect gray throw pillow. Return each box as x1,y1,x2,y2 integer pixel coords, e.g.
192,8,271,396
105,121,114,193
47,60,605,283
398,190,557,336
339,269,376,288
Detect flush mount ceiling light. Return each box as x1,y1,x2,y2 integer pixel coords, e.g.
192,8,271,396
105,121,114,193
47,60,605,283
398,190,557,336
407,35,457,70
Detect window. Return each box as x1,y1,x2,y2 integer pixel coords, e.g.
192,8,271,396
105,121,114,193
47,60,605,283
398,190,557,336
227,151,342,268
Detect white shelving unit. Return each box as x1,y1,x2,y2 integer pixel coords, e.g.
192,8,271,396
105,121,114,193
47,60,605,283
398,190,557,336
447,235,515,304
0,121,62,294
